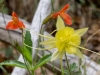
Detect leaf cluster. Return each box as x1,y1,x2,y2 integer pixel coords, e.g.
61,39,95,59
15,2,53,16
64,63,82,75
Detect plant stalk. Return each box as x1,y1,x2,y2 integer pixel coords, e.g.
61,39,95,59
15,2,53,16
65,53,72,75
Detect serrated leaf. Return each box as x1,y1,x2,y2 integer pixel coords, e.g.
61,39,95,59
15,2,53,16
64,70,70,75
24,31,32,54
22,47,32,64
32,54,51,70
64,63,81,75
73,71,82,75
15,42,32,64
0,60,26,69
70,63,77,71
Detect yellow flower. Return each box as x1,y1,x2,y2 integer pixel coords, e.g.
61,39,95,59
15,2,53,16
40,16,88,61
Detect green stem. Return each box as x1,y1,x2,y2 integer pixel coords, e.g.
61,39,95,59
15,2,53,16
23,57,32,75
0,65,9,75
60,58,64,75
79,58,81,72
40,26,46,75
53,61,57,75
65,53,71,75
41,67,46,75
51,0,55,13
83,62,86,75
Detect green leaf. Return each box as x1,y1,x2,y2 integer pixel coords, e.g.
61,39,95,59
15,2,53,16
73,71,82,75
22,47,32,64
32,54,51,70
0,60,26,69
5,46,13,58
70,63,78,71
15,42,32,64
24,31,32,54
14,41,22,53
64,63,82,75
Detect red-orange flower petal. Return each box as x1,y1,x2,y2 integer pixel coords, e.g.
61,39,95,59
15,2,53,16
6,12,25,30
51,12,60,18
18,21,25,29
6,21,19,29
12,12,18,19
60,13,72,25
60,4,70,13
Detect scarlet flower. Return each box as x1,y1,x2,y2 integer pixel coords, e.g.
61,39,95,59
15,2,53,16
6,12,25,30
51,4,72,25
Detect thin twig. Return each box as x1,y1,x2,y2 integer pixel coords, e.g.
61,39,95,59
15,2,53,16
84,29,100,47
60,58,64,75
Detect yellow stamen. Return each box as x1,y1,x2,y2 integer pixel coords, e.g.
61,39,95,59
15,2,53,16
71,43,100,56
24,43,55,50
23,28,53,39
77,46,100,56
50,30,57,35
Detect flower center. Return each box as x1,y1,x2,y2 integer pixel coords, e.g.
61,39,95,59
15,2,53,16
55,27,80,52
12,16,19,25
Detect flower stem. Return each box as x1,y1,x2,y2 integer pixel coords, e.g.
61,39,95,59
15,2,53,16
39,26,46,75
79,58,81,72
40,67,46,75
65,53,72,75
60,58,64,75
0,65,9,75
83,62,86,75
53,61,57,75
51,0,55,13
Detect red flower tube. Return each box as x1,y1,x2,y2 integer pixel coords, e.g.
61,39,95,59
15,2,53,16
51,4,72,25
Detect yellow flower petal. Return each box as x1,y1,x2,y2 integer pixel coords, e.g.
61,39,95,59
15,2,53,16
65,46,77,54
70,35,81,45
74,48,84,58
74,28,88,36
55,29,65,40
51,50,64,61
64,27,74,36
40,38,56,47
56,16,65,30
